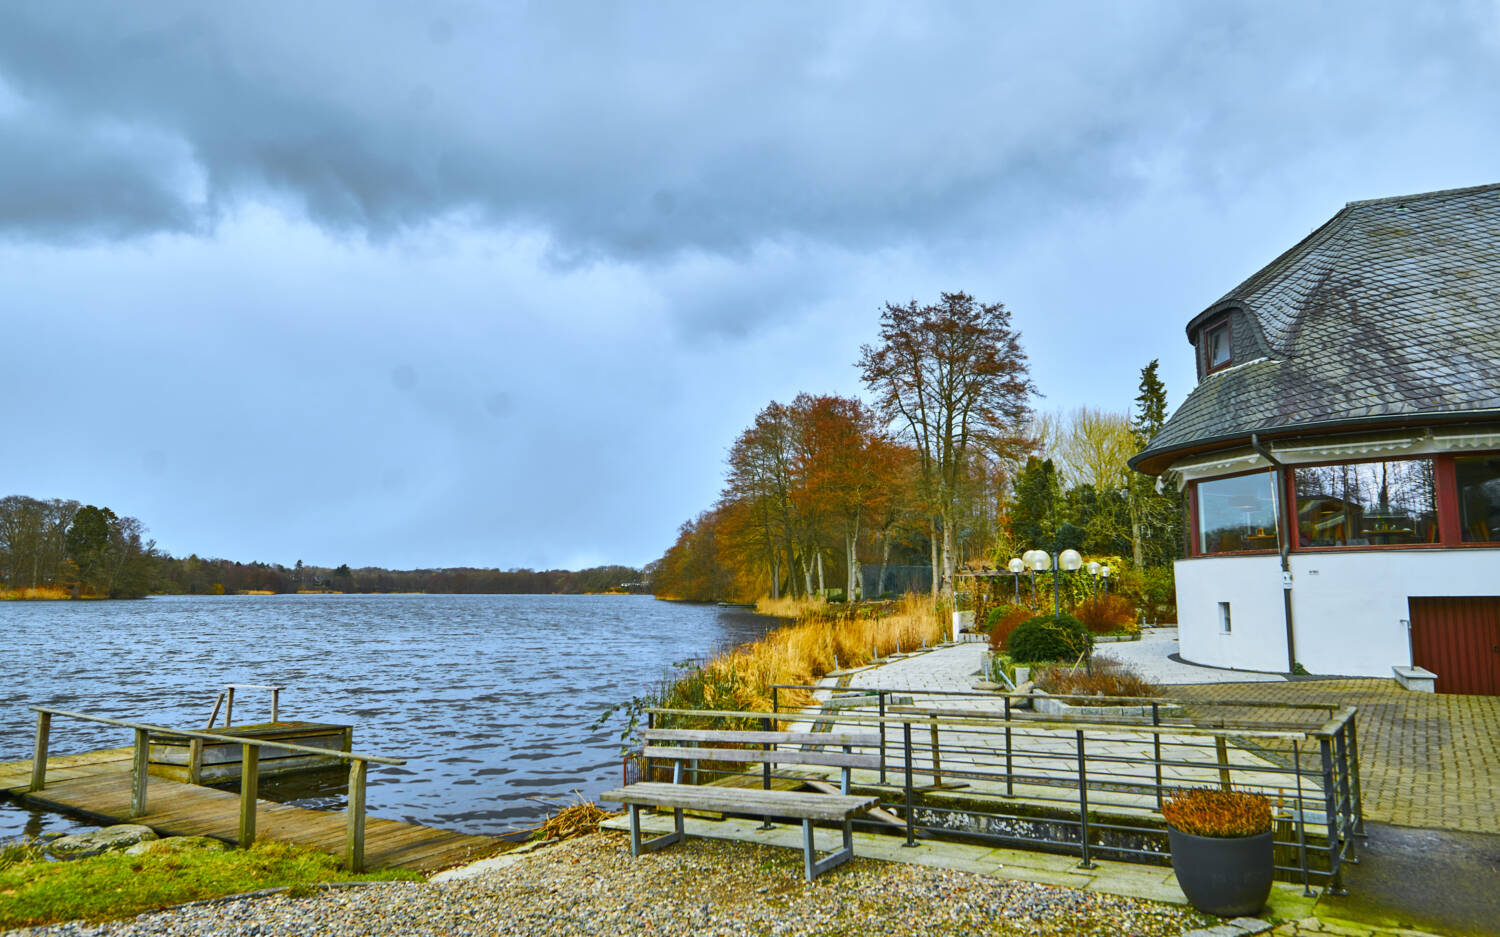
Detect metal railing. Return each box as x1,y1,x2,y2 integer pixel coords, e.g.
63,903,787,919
27,706,405,872
645,687,1364,893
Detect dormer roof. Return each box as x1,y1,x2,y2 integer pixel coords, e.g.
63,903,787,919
1131,183,1500,475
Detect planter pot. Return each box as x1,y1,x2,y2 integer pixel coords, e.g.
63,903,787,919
1167,827,1274,917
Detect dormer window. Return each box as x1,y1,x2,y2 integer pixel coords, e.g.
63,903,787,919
1205,320,1231,372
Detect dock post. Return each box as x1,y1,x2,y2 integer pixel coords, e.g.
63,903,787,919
131,729,149,817
239,743,258,846
271,688,280,723
30,711,50,792
225,687,235,727
346,759,367,872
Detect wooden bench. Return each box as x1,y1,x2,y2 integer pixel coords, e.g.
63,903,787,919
600,728,881,880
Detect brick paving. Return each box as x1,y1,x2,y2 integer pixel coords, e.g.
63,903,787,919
1175,680,1500,834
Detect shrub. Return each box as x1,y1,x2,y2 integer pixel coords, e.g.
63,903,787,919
1034,659,1160,701
985,605,1033,651
1076,594,1138,633
1162,788,1272,838
1004,614,1094,663
1141,566,1177,623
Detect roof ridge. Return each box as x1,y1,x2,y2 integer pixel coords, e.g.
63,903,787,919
1343,181,1500,209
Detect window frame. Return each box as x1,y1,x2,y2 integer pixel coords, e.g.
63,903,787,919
1202,316,1233,374
1286,455,1444,553
1190,468,1281,557
1452,451,1500,547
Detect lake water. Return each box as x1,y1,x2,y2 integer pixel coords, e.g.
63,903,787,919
0,594,776,842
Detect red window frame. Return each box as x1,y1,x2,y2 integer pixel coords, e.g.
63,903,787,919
1189,468,1280,557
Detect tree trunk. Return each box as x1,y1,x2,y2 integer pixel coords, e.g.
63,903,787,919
1128,482,1146,567
929,518,941,598
816,551,825,596
802,554,814,597
877,533,891,598
941,512,957,599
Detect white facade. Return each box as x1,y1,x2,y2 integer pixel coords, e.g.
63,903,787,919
1176,550,1500,676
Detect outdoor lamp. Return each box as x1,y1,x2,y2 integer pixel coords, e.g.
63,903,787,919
1007,557,1024,599
1059,549,1083,572
1087,561,1101,576
1007,558,1024,574
1026,550,1051,572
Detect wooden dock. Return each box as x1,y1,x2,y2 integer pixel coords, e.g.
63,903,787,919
1,749,505,873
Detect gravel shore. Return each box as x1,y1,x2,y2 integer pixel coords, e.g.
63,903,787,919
10,831,1212,937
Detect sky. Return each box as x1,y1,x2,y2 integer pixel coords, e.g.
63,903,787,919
3,2,1498,570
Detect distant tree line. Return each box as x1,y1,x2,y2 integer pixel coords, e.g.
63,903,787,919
151,558,644,596
0,494,642,598
0,496,154,598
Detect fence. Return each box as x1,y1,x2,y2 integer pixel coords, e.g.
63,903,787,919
644,686,1363,894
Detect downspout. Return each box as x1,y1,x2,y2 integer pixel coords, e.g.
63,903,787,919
1250,433,1298,673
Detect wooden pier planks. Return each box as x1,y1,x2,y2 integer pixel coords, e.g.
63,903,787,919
2,761,504,874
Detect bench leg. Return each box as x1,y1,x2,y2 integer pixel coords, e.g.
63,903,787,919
629,804,685,857
802,817,856,881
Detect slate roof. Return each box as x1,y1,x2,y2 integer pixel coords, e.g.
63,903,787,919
1132,183,1500,474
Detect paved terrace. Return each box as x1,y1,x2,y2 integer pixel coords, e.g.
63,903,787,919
831,634,1500,837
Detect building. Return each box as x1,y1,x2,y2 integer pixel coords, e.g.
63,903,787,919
1129,183,1500,693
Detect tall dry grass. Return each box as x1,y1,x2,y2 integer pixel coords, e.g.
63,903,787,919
661,594,943,717
0,587,71,601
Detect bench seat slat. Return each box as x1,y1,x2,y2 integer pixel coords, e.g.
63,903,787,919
600,782,876,823
644,729,880,747
641,745,881,770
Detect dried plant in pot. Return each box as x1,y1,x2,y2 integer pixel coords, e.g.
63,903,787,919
1161,787,1274,917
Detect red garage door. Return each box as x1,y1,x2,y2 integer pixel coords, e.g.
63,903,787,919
1408,597,1500,696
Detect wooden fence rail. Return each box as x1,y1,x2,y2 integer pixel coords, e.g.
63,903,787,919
28,706,405,872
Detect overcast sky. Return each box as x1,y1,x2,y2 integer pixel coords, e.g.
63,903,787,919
2,2,1497,570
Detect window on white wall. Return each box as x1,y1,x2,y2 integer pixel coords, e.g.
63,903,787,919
1218,602,1232,633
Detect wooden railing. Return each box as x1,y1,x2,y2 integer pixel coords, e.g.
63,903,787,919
206,683,283,728
28,706,405,872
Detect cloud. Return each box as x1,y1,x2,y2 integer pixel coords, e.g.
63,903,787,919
3,2,1493,266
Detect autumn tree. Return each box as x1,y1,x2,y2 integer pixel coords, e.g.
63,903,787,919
722,401,798,597
789,394,900,601
859,292,1034,596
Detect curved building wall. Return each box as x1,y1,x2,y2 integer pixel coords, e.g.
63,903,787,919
1176,551,1500,677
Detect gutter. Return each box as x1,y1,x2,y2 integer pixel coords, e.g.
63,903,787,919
1249,433,1297,673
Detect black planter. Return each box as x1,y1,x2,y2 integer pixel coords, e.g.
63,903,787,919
1167,827,1274,917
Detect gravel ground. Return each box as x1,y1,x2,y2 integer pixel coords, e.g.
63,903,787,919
10,831,1213,937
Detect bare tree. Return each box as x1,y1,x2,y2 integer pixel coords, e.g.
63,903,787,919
859,292,1035,597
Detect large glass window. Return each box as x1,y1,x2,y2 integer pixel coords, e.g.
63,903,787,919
1294,459,1437,547
1456,455,1500,543
1197,472,1278,553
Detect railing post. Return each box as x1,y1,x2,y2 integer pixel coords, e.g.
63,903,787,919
1215,735,1232,790
759,715,774,830
29,711,50,792
271,688,281,723
1319,736,1346,895
1345,717,1366,836
346,758,367,872
226,687,235,727
1334,725,1357,864
878,692,887,785
1003,695,1013,798
1151,703,1164,809
1293,740,1313,897
902,720,916,847
928,716,942,786
1076,730,1095,869
239,743,259,846
130,728,150,817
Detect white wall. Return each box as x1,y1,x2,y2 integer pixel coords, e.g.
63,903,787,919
1176,550,1500,677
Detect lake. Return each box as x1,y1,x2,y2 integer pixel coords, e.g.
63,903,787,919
0,593,776,842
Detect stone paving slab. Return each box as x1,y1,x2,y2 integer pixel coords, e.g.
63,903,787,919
1096,628,1286,684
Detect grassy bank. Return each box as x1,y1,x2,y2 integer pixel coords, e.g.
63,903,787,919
662,594,943,715
0,586,72,600
0,839,419,930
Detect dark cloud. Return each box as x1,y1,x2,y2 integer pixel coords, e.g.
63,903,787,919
3,3,1494,263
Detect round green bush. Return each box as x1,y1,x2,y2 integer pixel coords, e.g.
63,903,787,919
1005,614,1094,663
